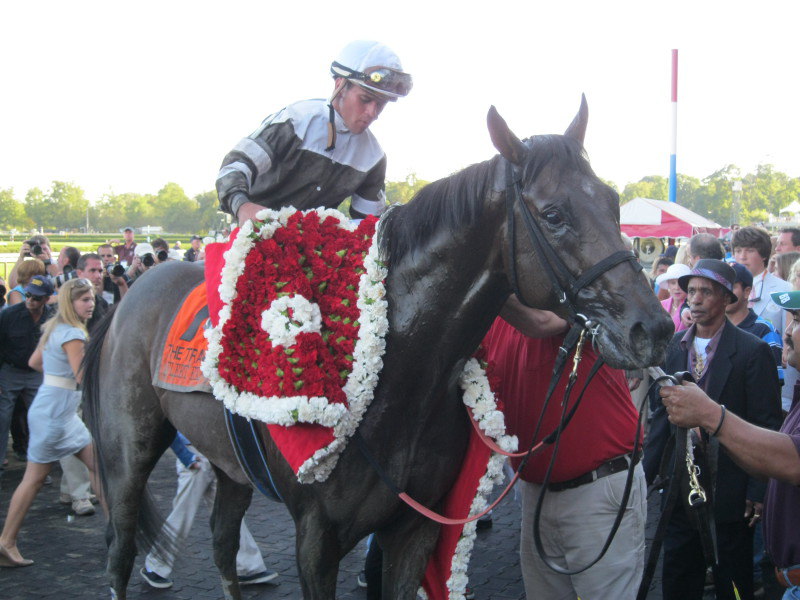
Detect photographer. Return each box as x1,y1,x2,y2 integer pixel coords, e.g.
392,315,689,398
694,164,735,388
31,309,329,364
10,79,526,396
54,247,81,290
97,244,128,304
7,236,57,289
151,238,171,264
125,243,159,286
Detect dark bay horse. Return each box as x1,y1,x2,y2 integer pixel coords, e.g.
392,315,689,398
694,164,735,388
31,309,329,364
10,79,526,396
83,98,673,599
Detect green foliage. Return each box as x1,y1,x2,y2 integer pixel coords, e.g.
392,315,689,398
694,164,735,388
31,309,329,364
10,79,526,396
0,188,32,229
385,173,430,205
620,176,669,204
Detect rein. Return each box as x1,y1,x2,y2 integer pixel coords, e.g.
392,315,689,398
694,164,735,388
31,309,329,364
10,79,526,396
354,322,596,526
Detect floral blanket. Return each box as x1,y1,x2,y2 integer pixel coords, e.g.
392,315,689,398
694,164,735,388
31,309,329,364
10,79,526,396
201,207,517,600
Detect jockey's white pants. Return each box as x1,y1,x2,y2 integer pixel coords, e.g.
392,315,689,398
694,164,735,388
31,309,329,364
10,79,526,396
519,464,646,600
144,448,266,578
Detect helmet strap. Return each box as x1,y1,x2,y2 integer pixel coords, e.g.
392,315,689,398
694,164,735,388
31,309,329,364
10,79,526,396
326,79,348,151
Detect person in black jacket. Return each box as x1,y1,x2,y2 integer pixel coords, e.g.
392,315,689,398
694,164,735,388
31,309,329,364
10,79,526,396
643,259,783,600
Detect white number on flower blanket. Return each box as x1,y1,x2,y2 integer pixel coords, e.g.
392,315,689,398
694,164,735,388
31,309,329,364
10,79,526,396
261,295,323,348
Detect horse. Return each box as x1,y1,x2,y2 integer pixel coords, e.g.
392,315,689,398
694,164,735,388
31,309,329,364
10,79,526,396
82,97,674,600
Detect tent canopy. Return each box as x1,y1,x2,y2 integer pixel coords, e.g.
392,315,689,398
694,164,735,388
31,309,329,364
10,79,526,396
780,200,800,214
620,197,725,238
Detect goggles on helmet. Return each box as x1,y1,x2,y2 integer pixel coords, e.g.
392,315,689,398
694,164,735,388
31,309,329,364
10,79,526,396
331,62,413,99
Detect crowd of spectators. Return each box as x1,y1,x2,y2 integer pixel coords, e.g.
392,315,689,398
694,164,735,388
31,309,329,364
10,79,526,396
0,229,208,496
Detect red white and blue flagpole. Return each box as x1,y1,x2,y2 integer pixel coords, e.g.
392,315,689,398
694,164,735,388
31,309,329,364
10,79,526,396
669,49,678,203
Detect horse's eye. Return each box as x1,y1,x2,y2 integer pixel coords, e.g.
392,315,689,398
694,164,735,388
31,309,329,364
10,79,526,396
543,209,563,225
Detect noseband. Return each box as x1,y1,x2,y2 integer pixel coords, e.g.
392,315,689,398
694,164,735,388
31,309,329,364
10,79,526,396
504,160,642,330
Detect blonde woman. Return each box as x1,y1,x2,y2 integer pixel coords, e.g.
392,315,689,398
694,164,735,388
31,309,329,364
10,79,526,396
6,259,46,306
0,279,100,567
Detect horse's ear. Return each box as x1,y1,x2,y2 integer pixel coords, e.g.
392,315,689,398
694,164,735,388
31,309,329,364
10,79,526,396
487,106,527,165
564,93,589,145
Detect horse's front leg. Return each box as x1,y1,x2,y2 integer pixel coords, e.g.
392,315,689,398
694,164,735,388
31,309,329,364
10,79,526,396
210,466,253,600
295,510,341,599
379,512,442,599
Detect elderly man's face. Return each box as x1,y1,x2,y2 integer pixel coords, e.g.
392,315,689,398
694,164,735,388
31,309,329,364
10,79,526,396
686,276,728,328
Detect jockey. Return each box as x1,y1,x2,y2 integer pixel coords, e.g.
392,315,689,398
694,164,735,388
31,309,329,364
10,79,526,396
216,40,412,225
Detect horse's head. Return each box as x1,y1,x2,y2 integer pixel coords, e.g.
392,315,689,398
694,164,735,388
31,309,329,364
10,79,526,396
488,97,673,369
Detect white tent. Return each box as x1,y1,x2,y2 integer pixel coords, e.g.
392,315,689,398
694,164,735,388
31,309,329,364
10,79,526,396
779,200,800,214
620,197,724,238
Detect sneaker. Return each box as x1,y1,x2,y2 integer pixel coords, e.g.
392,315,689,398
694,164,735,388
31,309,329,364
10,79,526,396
72,498,96,516
357,570,368,588
59,493,72,505
140,567,173,589
238,570,278,586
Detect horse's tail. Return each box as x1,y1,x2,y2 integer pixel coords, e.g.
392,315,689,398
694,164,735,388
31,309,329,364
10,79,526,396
82,303,173,555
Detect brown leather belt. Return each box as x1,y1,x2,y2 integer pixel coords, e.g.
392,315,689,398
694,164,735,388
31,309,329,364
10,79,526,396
547,451,642,492
776,566,800,588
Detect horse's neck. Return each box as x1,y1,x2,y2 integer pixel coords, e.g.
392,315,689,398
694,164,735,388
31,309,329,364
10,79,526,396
384,218,508,384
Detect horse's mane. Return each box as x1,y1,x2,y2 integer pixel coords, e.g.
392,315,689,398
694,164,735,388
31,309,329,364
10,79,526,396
379,134,593,265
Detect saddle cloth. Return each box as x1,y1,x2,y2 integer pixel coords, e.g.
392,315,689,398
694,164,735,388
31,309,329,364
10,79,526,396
153,282,211,393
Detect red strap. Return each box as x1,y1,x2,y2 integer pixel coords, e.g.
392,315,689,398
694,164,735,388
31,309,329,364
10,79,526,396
467,406,544,458
398,468,520,526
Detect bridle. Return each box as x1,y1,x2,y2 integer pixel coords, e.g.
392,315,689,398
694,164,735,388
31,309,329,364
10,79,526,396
504,159,641,328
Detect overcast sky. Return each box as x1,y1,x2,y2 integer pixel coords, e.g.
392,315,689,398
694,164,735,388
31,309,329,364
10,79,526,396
2,0,798,203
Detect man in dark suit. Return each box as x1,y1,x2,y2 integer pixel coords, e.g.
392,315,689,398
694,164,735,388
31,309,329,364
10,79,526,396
644,259,783,600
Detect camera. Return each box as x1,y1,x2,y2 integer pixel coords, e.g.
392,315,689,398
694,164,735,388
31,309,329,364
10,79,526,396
55,265,78,288
24,240,43,257
142,253,155,267
156,249,168,263
106,263,126,277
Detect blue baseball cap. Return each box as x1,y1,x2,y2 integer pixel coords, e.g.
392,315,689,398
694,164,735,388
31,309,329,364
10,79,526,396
24,274,55,297
731,263,754,289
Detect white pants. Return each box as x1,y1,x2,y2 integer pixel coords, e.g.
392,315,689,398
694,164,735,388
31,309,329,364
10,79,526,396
519,464,646,600
59,454,92,500
59,405,92,500
144,452,266,578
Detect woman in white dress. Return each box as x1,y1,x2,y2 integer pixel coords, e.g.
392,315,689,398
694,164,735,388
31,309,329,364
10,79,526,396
0,278,100,567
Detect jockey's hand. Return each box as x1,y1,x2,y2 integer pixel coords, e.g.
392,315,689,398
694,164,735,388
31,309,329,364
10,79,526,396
236,201,265,225
744,499,763,527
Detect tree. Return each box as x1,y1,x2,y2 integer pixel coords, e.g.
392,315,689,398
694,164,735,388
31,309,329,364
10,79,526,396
48,181,89,230
194,190,223,232
156,182,196,232
619,176,669,204
0,188,32,230
24,187,50,230
385,173,430,205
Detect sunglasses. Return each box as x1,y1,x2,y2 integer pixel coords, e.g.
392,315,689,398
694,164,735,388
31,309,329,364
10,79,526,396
25,293,46,301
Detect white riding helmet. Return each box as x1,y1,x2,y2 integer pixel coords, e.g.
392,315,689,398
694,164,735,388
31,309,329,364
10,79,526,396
330,40,412,101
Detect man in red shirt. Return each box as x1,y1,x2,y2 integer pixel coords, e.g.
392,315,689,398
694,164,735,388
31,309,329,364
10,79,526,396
484,302,644,600
113,226,137,267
